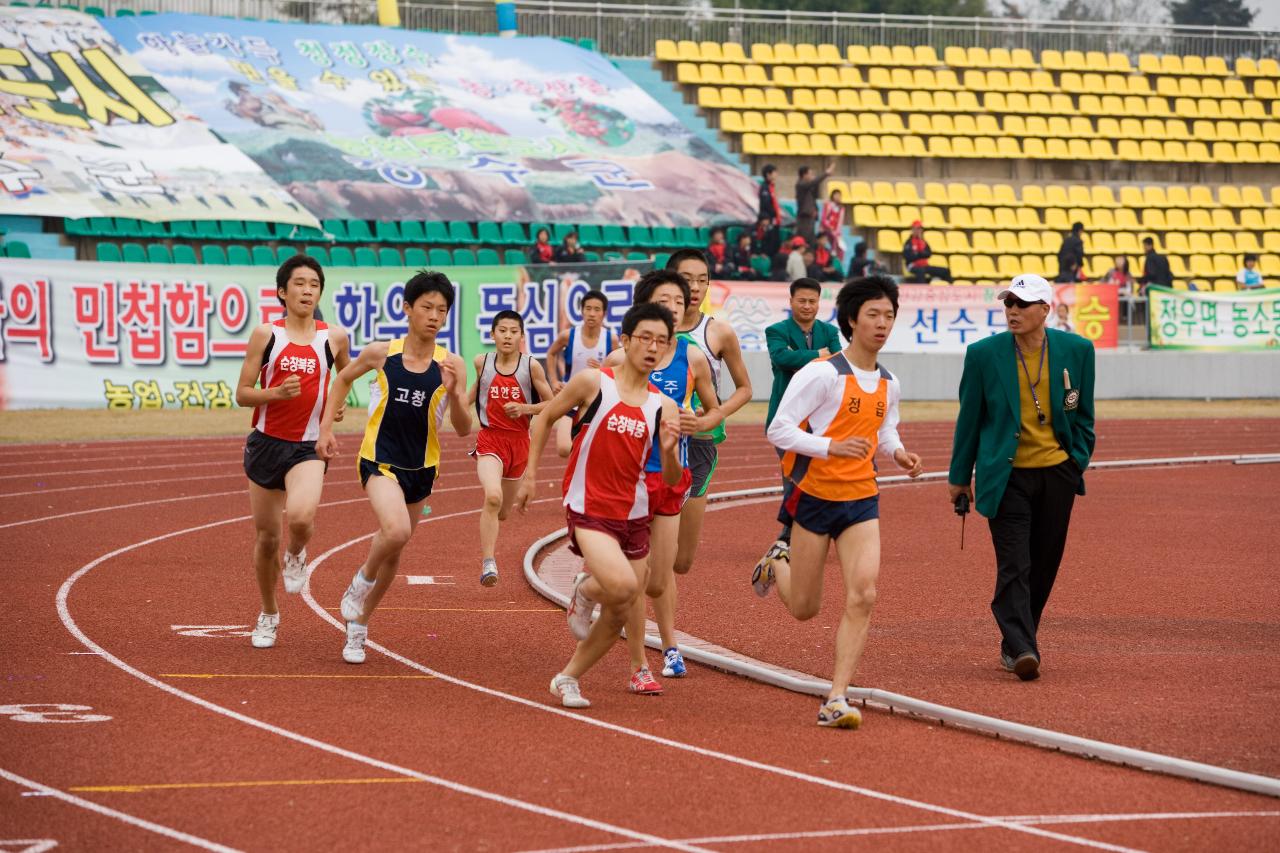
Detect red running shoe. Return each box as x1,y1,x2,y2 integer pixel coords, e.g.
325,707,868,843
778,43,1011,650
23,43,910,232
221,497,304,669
628,667,663,695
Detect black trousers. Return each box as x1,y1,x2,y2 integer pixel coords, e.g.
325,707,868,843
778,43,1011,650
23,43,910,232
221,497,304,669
987,460,1080,660
775,445,793,543
906,265,953,283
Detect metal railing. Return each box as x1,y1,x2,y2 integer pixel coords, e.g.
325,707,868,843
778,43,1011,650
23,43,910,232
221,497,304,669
90,0,1280,61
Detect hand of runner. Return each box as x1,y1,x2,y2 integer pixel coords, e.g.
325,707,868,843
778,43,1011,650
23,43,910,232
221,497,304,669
894,449,924,478
817,348,831,358
503,401,528,418
513,474,536,514
828,436,871,458
317,430,338,462
552,381,565,394
275,374,302,400
659,417,681,452
333,400,346,423
586,358,601,369
677,406,701,435
948,483,974,505
439,358,460,396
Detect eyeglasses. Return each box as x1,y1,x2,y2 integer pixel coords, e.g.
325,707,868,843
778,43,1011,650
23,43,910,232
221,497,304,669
1003,297,1044,309
628,332,669,349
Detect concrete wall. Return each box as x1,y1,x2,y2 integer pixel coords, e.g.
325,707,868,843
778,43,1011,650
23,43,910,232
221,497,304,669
730,350,1280,401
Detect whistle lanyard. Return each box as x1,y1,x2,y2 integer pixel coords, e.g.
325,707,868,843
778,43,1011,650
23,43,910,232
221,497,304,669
1017,336,1048,426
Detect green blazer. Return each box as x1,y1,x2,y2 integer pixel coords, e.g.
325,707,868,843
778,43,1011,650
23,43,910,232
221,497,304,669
949,328,1096,518
765,317,842,427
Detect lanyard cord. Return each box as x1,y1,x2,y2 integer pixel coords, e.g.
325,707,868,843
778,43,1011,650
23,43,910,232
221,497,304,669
1016,335,1048,425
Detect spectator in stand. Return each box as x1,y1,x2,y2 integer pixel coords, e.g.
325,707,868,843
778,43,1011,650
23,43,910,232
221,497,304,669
554,230,586,263
1137,237,1172,292
902,221,951,282
706,227,732,278
529,227,554,264
1237,254,1264,290
730,231,754,279
804,249,829,281
794,162,834,245
813,233,842,281
753,215,780,260
1102,256,1134,295
758,164,782,223
847,242,872,278
785,236,808,283
1057,222,1086,283
819,187,846,262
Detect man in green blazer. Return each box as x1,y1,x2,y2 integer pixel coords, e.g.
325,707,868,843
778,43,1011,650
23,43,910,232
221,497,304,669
948,274,1096,682
753,278,843,571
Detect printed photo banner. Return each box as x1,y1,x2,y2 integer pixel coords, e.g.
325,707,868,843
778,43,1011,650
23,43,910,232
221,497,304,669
103,13,758,226
0,257,648,409
0,8,316,226
704,281,1120,353
1148,286,1280,350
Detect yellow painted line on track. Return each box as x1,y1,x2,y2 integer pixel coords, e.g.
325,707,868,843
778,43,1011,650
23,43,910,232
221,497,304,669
70,777,419,794
159,673,435,680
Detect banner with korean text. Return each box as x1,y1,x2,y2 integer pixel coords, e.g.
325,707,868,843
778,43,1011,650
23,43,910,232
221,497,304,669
0,258,648,409
0,8,315,226
103,14,757,226
1147,286,1280,350
703,281,1120,353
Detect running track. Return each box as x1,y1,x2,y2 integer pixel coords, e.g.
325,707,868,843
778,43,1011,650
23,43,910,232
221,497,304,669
1,418,1278,851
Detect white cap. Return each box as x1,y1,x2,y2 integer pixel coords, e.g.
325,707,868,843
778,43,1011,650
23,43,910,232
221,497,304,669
997,273,1054,305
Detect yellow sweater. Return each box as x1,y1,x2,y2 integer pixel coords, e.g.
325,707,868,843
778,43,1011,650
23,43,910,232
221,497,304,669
1013,342,1068,468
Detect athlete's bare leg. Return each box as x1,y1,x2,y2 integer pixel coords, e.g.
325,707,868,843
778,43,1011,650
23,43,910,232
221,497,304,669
770,523,831,621
248,482,287,615
476,454,505,562
354,475,426,625
829,520,880,699
282,459,325,559
561,528,643,680
673,494,708,575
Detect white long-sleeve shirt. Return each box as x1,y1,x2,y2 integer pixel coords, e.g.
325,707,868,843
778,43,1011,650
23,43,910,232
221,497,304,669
767,356,904,461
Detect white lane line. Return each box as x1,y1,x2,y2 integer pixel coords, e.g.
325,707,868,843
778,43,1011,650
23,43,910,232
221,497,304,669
0,765,241,852
515,809,1280,853
55,506,707,853
301,535,1139,852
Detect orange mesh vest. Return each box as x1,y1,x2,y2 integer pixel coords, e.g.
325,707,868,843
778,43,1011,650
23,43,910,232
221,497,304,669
781,355,890,501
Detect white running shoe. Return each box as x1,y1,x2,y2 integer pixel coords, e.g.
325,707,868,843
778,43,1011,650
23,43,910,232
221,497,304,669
565,572,598,641
342,621,367,664
550,673,590,708
250,612,279,649
480,558,498,587
340,570,375,622
282,548,308,594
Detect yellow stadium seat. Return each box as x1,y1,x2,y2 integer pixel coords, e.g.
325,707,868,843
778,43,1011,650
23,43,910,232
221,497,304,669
699,42,724,63
861,114,883,134
836,133,858,156
1174,97,1198,117
764,112,787,132
720,111,743,133
675,63,700,84
1090,139,1115,159
927,137,952,158
956,91,982,111
953,114,976,135
1092,186,1119,208
867,67,891,88
1160,227,1182,249
721,65,745,85
741,133,766,155
811,133,836,155
1252,79,1276,99
1237,233,1262,253
992,70,1014,91
1189,186,1218,208
763,133,788,154
908,114,933,136
1186,140,1211,161
914,69,940,90
698,64,723,85
1116,139,1141,160
655,40,679,62
950,256,974,279
891,68,914,88
845,182,873,204
1206,55,1230,76
1236,57,1259,77
1210,98,1233,118
1183,55,1206,76
794,67,819,88
1242,99,1266,119
751,43,775,63
1092,209,1115,230
1156,77,1179,98
1212,233,1236,253
741,111,765,132
1164,118,1189,139
1063,50,1087,71
881,114,906,134
848,45,871,65
887,91,912,112
944,46,968,68
836,67,863,88
835,112,859,134
696,86,721,108
1261,142,1280,162
965,69,988,91
814,89,839,110
795,43,819,64
1161,55,1184,75
1041,50,1064,70
869,45,894,65
1030,70,1057,92
817,44,842,64
772,66,796,87
872,181,899,204
722,42,748,64
1126,76,1152,95
1233,140,1258,161
875,227,897,247
892,45,916,66
1188,254,1213,277
968,47,991,67
1238,120,1263,141
858,135,882,156
1203,79,1227,98
1138,54,1161,75
976,114,1002,136
815,66,839,88
1167,185,1192,208
744,65,769,85
1046,138,1071,159
1211,209,1237,230
677,40,700,61
1188,210,1212,230
764,88,789,109
1107,53,1132,73
812,112,837,133
1015,207,1040,229
1050,93,1075,113
1213,255,1236,276
786,133,812,155
1187,231,1211,253
1082,50,1107,71
741,88,766,108
950,209,974,231
916,46,939,66
1023,138,1047,159
720,87,744,108
973,256,999,278
773,43,798,64
784,110,811,131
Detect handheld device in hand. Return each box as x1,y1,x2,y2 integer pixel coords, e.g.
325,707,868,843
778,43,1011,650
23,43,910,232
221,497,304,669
953,493,970,549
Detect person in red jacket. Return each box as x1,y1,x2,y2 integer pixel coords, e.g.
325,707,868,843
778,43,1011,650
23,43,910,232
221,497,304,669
902,221,951,283
529,227,554,263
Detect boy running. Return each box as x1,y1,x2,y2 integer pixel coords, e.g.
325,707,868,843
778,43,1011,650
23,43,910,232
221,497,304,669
317,272,472,664
754,276,923,729
235,255,350,650
468,310,554,586
545,289,615,457
515,303,684,709
663,249,753,678
605,270,721,694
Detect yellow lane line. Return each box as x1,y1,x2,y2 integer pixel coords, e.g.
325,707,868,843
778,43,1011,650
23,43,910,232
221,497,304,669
70,777,420,794
159,673,435,680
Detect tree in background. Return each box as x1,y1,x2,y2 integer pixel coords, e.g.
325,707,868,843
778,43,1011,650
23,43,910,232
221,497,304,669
1167,0,1256,27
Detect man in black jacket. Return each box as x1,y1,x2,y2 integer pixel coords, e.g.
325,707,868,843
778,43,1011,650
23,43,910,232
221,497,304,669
1137,237,1172,293
793,162,833,245
902,221,951,282
1056,222,1085,282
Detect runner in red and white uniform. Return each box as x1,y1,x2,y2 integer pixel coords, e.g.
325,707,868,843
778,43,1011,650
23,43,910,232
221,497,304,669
515,302,684,709
467,309,554,587
234,255,350,651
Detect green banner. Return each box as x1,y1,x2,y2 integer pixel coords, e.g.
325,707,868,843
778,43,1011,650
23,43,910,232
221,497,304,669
0,258,649,409
1147,286,1280,351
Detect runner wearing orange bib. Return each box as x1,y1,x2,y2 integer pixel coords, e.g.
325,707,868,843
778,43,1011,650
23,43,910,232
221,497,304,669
755,276,924,730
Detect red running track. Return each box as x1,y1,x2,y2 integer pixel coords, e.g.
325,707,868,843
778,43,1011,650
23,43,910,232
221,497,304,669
0,419,1277,851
